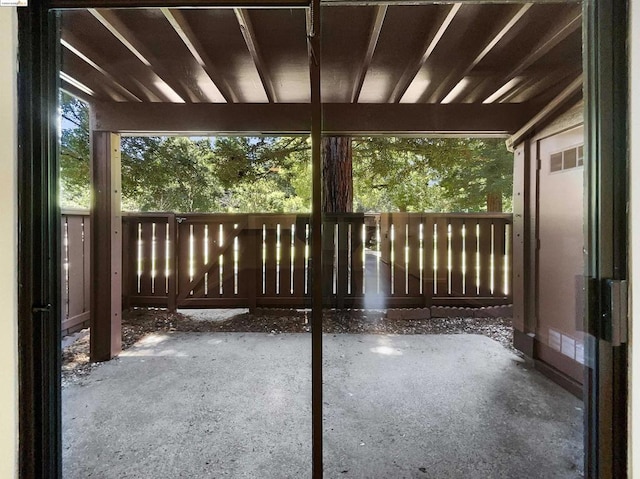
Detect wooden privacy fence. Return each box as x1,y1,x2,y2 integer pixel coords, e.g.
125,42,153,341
121,212,512,310
61,211,512,331
61,211,91,334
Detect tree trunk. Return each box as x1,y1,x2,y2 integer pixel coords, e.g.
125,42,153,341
322,136,353,212
486,191,503,212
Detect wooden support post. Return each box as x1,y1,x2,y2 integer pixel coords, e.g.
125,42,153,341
90,131,122,362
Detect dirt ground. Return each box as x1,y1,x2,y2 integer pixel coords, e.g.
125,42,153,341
62,308,517,387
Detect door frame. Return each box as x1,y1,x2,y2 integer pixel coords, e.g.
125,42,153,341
583,0,629,475
16,0,628,477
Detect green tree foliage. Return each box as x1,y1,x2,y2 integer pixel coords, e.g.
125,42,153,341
59,93,512,213
352,137,512,212
60,94,92,208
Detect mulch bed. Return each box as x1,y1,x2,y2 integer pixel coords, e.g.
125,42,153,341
62,308,518,387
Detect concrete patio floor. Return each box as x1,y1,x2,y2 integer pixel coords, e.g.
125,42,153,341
63,333,583,478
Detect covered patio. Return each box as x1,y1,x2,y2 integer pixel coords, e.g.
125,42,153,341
58,2,586,477
59,1,583,360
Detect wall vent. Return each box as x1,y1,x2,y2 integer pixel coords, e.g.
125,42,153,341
550,145,584,173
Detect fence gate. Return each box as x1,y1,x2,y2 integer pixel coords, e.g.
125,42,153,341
175,214,249,308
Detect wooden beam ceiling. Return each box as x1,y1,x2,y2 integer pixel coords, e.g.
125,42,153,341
350,5,387,103
89,9,191,103
91,102,535,135
60,3,582,135
388,3,461,103
161,8,239,103
234,8,278,102
464,6,582,103
430,3,533,104
61,34,143,102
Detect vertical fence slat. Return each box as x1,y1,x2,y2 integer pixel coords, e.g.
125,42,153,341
449,218,464,296
477,218,493,297
379,213,391,297
264,220,277,297
321,217,336,301
61,216,68,324
280,220,293,296
190,223,207,297
82,216,91,313
392,213,407,296
493,218,507,297
463,217,477,297
336,217,349,306
407,214,421,297
234,220,248,300
177,219,191,300
154,221,168,297
205,220,221,297
222,222,237,297
293,216,308,298
434,217,449,296
244,218,259,309
121,218,131,308
67,216,85,320
351,216,364,298
138,222,154,296
422,215,435,302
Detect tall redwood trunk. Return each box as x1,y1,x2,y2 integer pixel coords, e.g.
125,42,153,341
322,136,353,212
486,191,503,212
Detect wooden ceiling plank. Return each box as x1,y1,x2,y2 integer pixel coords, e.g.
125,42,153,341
388,3,461,104
89,8,196,103
61,35,143,103
468,7,581,103
350,5,387,103
431,3,533,104
91,102,534,134
234,8,278,103
161,8,238,103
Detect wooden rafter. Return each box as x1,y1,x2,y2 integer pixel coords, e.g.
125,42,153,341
350,5,387,103
61,33,143,102
387,3,461,103
89,8,194,103
161,8,238,103
466,7,581,103
430,3,533,104
234,8,277,103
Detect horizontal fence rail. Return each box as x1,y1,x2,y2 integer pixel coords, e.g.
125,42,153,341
61,211,512,329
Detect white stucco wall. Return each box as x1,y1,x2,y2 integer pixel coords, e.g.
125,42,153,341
0,7,18,479
629,0,640,474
